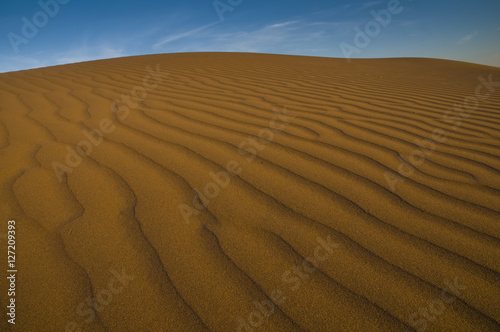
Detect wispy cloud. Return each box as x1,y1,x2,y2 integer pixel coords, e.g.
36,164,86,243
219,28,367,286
266,20,300,29
0,55,46,72
153,19,313,54
0,43,129,73
153,19,340,57
458,31,478,45
153,22,219,50
55,45,126,64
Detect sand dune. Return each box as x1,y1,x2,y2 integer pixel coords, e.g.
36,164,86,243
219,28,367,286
0,53,499,331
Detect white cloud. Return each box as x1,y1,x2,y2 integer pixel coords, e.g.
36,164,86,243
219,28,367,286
0,55,46,73
153,19,339,57
0,43,129,73
265,20,300,29
153,22,219,50
55,45,126,64
458,31,478,45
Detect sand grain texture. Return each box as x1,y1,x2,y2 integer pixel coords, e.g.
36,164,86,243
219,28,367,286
0,53,499,331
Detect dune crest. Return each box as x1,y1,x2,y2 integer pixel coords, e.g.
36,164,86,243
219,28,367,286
0,53,499,331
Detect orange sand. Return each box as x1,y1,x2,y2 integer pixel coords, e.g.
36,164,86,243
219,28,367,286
0,53,499,331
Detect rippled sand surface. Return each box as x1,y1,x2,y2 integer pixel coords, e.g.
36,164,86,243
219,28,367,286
0,53,499,331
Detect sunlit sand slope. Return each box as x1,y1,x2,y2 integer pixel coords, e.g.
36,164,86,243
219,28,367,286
0,53,499,331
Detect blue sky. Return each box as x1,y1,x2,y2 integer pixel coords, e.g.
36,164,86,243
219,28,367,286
0,0,499,72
